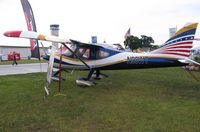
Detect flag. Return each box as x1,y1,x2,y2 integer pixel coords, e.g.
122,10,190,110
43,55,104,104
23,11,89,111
124,28,131,39
21,0,40,59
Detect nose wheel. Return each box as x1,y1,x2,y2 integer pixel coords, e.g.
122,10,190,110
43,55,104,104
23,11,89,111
76,77,97,87
76,69,97,87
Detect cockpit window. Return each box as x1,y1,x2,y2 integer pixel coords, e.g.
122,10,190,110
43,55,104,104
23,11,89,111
76,48,90,59
62,44,91,60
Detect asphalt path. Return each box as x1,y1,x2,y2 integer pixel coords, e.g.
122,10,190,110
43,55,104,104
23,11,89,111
0,63,48,76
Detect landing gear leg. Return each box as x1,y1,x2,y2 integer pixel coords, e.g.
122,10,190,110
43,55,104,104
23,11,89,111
87,69,95,80
92,69,109,80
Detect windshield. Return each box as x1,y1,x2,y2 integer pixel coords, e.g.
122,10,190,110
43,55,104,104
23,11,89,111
63,44,77,57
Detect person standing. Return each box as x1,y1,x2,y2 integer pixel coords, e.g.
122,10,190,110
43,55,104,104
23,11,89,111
12,54,18,66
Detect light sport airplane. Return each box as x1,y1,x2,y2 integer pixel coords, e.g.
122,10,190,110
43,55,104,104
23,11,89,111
4,0,200,96
3,23,200,90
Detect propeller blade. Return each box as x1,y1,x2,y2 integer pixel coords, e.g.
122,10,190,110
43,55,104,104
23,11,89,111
44,43,58,96
4,30,70,43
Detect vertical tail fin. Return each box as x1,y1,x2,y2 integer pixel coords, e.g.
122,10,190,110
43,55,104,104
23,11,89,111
20,0,40,59
151,23,198,58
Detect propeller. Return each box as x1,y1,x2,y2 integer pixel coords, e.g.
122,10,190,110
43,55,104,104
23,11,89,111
4,30,93,95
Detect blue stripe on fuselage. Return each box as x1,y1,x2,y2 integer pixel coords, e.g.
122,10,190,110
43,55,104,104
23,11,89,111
99,58,187,70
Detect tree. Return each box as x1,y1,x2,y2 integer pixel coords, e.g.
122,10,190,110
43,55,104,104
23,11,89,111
140,35,154,48
124,35,155,51
124,35,141,51
150,45,159,50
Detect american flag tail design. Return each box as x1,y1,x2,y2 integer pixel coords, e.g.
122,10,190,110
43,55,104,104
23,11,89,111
151,23,198,58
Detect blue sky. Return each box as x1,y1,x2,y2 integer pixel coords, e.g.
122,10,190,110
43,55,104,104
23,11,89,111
0,0,200,47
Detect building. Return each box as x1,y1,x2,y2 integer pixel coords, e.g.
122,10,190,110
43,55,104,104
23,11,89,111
0,45,49,60
0,24,60,61
169,27,177,38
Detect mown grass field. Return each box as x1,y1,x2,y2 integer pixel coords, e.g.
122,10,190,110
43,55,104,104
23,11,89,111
0,67,200,131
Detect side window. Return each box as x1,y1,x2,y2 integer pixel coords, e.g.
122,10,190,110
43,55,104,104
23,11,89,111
97,48,109,59
82,49,90,59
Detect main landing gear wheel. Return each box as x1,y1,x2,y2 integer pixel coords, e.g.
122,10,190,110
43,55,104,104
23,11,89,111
76,77,97,87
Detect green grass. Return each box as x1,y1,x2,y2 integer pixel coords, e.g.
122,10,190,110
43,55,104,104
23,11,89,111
0,59,47,65
0,68,200,131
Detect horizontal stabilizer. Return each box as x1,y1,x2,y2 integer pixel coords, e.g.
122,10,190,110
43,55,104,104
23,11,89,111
178,58,200,66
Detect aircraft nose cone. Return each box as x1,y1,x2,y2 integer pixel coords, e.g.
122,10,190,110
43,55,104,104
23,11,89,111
3,31,22,37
